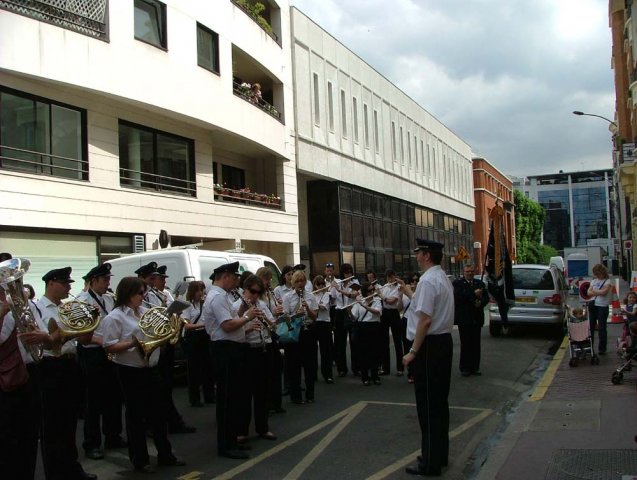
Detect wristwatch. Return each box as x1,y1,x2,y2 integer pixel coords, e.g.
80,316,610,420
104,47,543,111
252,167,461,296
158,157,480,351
242,314,250,322
409,347,418,354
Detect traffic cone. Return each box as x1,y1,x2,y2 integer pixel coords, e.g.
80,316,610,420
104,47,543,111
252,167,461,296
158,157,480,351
611,283,623,324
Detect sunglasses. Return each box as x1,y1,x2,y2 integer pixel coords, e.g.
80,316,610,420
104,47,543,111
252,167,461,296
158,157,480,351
325,263,334,267
248,288,263,295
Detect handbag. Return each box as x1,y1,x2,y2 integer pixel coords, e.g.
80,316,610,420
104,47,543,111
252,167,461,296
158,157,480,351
276,314,303,344
0,329,29,393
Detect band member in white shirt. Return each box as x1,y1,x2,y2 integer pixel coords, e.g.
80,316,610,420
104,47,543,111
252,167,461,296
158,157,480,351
101,276,185,474
203,262,260,460
379,269,405,376
134,262,160,306
331,263,360,377
312,275,334,383
282,271,318,404
76,263,125,460
233,274,277,442
181,281,215,407
350,283,383,386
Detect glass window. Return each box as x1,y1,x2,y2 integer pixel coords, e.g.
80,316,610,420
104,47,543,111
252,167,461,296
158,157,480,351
363,104,370,148
391,121,396,160
352,97,359,143
339,187,351,212
134,0,166,49
119,121,195,196
327,82,334,131
221,164,245,190
373,110,379,152
340,90,347,138
340,214,352,247
352,190,361,213
400,126,404,164
353,216,364,248
313,73,320,125
0,88,86,180
197,23,219,74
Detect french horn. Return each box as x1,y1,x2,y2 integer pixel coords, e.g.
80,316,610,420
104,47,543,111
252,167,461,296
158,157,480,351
49,296,101,356
133,306,187,363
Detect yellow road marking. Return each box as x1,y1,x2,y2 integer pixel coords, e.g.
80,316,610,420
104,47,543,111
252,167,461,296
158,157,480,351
365,408,493,480
177,472,204,480
529,335,569,401
283,402,367,479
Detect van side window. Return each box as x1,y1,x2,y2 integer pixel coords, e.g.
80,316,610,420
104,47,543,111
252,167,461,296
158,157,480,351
265,261,282,288
199,258,226,280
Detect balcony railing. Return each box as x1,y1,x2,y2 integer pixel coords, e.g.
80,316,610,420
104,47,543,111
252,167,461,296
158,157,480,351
0,144,88,180
233,81,282,121
214,186,282,210
0,0,108,40
120,167,196,197
230,0,279,44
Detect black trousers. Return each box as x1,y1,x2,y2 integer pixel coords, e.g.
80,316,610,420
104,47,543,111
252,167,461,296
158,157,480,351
334,309,359,374
315,321,334,380
183,330,215,405
458,323,482,373
0,363,40,480
268,340,284,410
78,345,123,450
381,308,405,373
358,322,381,381
39,356,84,480
211,340,246,453
158,343,185,427
284,328,318,402
413,333,452,473
239,344,272,436
116,364,172,468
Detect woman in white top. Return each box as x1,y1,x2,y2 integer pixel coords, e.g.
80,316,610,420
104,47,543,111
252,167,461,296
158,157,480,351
181,281,215,407
282,271,318,404
101,276,184,473
312,275,334,383
350,283,383,385
587,263,613,354
233,274,277,442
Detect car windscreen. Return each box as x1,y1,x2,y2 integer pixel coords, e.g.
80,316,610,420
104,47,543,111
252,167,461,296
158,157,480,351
512,268,554,290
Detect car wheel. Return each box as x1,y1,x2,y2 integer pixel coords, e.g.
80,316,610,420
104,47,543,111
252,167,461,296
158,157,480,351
489,322,502,337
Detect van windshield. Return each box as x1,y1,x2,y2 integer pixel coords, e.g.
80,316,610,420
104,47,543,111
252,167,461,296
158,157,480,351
513,268,554,290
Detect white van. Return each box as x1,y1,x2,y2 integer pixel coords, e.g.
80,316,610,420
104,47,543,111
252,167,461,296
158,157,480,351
107,248,282,295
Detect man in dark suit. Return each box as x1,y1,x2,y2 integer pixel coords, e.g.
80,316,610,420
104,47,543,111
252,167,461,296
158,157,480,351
453,264,490,376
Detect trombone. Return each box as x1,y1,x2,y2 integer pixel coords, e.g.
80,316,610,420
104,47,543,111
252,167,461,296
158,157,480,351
311,275,355,294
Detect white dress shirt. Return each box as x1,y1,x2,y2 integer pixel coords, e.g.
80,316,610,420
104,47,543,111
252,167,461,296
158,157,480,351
202,285,245,343
36,296,77,357
101,305,159,368
406,265,454,341
76,289,114,348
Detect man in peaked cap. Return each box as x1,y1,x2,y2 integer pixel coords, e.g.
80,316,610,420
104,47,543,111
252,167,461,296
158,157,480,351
203,261,261,459
76,263,125,460
135,261,160,307
29,267,98,479
402,239,454,477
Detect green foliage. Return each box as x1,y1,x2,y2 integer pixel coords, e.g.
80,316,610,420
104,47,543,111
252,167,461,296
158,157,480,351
236,0,274,36
524,243,559,265
514,190,547,263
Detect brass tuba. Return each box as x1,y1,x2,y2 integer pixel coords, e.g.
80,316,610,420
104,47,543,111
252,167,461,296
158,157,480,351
49,295,101,356
0,258,43,362
133,304,187,363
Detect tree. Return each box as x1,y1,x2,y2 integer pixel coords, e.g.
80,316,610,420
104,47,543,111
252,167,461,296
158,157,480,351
514,190,546,263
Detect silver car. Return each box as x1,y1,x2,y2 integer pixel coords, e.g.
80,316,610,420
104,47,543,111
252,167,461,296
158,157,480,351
488,264,568,336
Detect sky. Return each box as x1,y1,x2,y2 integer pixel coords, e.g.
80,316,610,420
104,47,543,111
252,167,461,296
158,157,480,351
290,0,615,178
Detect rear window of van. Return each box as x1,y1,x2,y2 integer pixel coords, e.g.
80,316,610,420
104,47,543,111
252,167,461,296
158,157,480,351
512,268,555,290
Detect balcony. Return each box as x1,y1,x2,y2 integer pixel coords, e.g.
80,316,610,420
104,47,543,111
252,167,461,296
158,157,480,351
232,44,285,124
0,144,88,181
0,0,109,40
214,185,282,210
231,0,281,45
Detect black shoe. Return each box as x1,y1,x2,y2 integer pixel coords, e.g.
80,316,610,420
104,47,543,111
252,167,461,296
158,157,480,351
269,407,287,414
405,464,441,476
168,423,197,434
373,379,381,385
338,371,347,377
158,455,186,467
379,370,390,376
104,436,127,449
471,370,482,376
306,398,315,403
85,448,104,460
417,455,448,468
236,444,252,451
219,449,250,459
325,377,334,384
134,464,156,474
291,399,305,405
190,401,204,407
460,371,471,377
363,379,371,386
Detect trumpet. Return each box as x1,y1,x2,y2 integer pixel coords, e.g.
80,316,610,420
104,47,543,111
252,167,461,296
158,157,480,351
0,258,43,362
311,275,355,294
342,292,380,310
49,293,101,356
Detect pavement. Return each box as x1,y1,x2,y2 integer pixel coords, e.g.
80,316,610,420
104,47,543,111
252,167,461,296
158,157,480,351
476,277,637,480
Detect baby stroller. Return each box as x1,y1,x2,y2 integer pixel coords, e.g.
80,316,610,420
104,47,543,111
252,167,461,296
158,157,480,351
566,306,599,367
612,318,636,384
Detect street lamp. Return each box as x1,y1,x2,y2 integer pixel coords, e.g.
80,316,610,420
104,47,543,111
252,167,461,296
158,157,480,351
572,111,618,131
